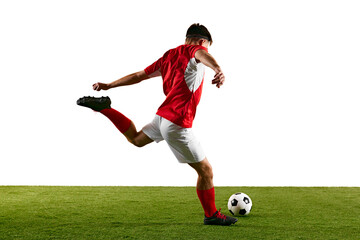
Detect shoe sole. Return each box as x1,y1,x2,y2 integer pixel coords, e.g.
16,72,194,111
77,96,111,111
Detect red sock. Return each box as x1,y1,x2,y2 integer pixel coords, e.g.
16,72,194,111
100,108,132,134
196,187,218,217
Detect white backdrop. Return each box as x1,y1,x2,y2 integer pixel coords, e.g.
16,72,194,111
1,0,359,186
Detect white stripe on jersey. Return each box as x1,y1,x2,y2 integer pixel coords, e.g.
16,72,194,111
184,58,205,93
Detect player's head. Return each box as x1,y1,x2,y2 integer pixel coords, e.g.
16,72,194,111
185,23,213,47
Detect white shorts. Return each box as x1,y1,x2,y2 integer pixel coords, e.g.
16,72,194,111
142,115,206,163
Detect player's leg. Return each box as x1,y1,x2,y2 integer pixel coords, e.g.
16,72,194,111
158,119,237,225
122,121,154,147
189,159,238,225
77,96,153,147
188,157,214,190
188,158,217,216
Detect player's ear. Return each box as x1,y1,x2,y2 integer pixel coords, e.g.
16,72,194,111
198,39,209,48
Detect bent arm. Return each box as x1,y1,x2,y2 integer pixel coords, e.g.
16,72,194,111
93,70,153,91
195,49,225,88
195,49,221,73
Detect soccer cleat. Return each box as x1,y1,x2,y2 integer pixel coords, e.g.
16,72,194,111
203,209,238,226
77,96,111,111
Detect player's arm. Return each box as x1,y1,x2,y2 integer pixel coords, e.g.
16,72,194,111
195,49,225,88
93,70,155,91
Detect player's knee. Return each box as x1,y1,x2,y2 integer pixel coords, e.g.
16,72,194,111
200,164,213,180
206,166,214,180
134,141,145,148
128,138,144,148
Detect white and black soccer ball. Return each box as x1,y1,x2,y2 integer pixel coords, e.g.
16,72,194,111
227,192,252,216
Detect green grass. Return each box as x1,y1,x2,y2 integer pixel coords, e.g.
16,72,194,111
0,187,359,239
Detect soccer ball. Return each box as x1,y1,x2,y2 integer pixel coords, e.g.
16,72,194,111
227,192,252,216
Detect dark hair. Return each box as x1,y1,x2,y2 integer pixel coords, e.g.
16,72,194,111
186,23,213,45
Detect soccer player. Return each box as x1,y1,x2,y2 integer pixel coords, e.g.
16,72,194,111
77,23,237,226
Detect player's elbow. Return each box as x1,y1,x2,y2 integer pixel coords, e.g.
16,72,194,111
135,70,150,82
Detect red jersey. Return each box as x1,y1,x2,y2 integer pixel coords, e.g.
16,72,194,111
144,45,208,128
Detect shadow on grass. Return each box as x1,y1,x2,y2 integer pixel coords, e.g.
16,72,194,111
110,221,241,228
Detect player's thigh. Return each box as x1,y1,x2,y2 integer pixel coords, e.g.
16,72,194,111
160,120,205,163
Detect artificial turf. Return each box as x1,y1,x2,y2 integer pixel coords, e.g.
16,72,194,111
0,186,359,239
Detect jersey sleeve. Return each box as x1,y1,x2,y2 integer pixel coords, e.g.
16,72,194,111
189,45,208,58
144,56,163,76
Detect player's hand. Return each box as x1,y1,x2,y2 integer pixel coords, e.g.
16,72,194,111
93,82,110,91
212,70,225,88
